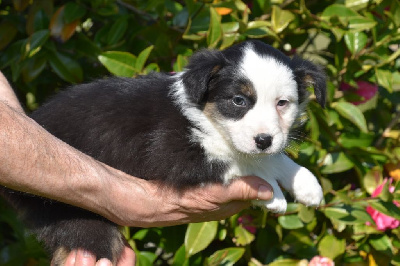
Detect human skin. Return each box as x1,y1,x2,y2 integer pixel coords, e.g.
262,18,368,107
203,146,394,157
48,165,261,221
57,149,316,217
0,72,273,265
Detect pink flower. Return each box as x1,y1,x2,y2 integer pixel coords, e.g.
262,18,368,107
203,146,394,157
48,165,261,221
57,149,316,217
309,256,335,266
238,214,257,234
340,81,378,105
366,178,400,231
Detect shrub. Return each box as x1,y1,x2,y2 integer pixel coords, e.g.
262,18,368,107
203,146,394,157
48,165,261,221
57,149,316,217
1,0,399,265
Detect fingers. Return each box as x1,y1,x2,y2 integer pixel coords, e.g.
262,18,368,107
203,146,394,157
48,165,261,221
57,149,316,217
64,250,97,266
65,247,135,266
116,246,136,266
223,176,274,202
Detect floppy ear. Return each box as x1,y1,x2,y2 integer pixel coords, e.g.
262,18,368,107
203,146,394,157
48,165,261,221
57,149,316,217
181,49,226,104
290,57,326,108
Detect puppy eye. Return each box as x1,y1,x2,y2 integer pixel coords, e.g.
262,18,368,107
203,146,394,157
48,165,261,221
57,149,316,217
232,96,246,107
277,99,289,107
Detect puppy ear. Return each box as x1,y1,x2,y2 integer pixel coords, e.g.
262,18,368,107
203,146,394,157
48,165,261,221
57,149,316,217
291,57,327,108
181,49,226,103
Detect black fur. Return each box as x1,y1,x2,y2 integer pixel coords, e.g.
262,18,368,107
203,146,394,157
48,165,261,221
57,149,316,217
0,41,326,263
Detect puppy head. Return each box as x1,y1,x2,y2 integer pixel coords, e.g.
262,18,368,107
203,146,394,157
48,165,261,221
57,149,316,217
180,40,326,155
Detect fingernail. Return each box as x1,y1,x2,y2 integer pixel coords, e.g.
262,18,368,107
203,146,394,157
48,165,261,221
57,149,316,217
258,185,273,200
96,258,113,266
82,250,95,258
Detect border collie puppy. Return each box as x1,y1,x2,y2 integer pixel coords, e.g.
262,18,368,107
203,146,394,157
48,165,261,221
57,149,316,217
0,40,326,264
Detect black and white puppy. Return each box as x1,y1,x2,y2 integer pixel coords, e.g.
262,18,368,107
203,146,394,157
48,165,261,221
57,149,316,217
0,40,326,264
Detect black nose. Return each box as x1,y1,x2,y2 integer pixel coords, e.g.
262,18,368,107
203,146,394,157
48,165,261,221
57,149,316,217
254,134,272,150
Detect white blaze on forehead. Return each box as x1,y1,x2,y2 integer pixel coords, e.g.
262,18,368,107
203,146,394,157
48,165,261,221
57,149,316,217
239,47,298,103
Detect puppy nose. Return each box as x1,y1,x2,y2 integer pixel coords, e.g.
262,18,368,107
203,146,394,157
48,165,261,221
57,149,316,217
254,134,272,150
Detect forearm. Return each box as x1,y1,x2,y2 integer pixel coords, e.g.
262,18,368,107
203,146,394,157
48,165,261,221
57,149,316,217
0,73,23,112
0,101,108,212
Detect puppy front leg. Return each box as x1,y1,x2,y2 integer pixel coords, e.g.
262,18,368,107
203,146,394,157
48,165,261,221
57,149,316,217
271,154,323,207
252,178,287,213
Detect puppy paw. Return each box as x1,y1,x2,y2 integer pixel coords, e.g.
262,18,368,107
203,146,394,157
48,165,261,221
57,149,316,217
252,198,287,213
292,167,323,207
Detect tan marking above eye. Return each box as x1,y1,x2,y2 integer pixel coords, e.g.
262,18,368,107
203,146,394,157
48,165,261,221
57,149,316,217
240,84,255,98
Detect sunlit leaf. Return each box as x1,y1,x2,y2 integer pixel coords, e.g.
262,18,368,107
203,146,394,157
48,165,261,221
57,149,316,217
333,102,368,132
98,51,137,77
184,221,218,257
207,248,245,266
324,204,374,224
271,5,295,33
321,152,355,174
318,234,345,260
135,46,154,73
234,225,255,246
278,215,304,229
344,32,367,55
207,7,222,48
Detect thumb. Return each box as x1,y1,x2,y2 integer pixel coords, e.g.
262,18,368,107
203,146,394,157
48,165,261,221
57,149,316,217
226,176,274,202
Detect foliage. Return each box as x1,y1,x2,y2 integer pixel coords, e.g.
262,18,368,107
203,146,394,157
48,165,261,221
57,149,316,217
1,0,400,265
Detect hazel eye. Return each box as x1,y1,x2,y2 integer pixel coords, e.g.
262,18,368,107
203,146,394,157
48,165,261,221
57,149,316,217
232,96,246,107
277,99,289,107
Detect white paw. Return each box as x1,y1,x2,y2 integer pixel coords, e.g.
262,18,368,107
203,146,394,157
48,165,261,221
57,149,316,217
252,198,287,214
292,168,323,207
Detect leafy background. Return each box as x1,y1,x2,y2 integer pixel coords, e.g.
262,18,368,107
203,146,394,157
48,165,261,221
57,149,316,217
0,0,399,265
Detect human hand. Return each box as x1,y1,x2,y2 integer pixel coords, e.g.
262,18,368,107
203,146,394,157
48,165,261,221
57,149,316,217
61,246,135,266
99,172,274,227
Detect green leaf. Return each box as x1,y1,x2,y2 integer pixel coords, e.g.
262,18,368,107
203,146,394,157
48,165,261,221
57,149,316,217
321,4,376,31
137,251,157,266
184,221,218,257
271,5,295,33
173,54,188,72
207,248,245,266
135,45,154,73
25,29,50,58
21,55,47,83
107,18,128,45
48,51,83,83
345,0,369,10
363,167,383,195
268,259,307,266
375,69,393,92
172,245,189,266
321,152,354,174
333,102,368,132
234,225,255,246
318,234,345,260
64,2,86,24
324,204,374,224
207,7,222,48
369,235,394,257
339,132,374,148
368,200,400,220
321,4,359,18
98,51,137,77
344,32,367,55
298,205,315,223
347,16,376,31
278,215,304,229
222,22,239,33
